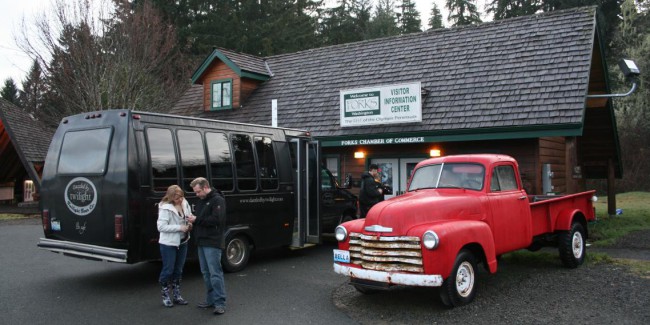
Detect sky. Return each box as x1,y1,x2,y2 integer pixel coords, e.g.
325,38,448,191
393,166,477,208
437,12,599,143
0,0,488,90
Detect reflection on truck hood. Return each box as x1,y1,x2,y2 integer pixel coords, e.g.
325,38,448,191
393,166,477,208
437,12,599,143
364,190,486,235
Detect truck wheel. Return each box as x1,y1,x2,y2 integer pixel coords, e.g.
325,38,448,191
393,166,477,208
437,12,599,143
439,249,477,307
558,222,586,268
222,235,251,273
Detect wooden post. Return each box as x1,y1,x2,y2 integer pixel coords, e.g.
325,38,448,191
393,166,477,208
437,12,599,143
607,158,616,216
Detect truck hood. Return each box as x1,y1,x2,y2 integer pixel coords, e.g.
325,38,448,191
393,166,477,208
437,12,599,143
363,189,486,235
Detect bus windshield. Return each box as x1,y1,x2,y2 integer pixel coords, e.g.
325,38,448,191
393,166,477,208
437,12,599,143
57,128,112,174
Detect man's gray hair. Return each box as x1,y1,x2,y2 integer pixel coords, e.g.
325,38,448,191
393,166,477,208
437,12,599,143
190,177,210,188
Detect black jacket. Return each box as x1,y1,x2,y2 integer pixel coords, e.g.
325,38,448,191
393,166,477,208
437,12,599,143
359,172,382,205
193,188,226,248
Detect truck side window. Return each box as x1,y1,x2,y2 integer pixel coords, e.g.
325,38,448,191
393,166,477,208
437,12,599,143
491,165,518,192
231,134,257,191
147,128,178,192
255,136,279,190
321,169,333,190
206,132,234,192
178,130,207,192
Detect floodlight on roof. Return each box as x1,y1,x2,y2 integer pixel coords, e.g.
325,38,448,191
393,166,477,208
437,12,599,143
587,58,640,99
619,59,640,79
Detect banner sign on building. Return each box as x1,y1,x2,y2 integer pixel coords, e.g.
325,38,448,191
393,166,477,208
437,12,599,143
340,82,422,127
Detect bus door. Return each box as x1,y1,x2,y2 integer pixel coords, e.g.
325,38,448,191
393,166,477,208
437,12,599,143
289,138,320,247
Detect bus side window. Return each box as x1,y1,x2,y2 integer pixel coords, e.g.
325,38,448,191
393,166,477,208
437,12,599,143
206,132,234,191
231,134,257,191
147,128,178,192
178,130,207,192
255,136,278,190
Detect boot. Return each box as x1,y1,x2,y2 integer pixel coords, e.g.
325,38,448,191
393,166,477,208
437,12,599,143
172,279,188,305
161,282,173,307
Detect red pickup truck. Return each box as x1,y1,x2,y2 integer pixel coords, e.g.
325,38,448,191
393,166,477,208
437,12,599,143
333,154,596,307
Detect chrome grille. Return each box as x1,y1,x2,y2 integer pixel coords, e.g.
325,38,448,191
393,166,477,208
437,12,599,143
349,232,423,273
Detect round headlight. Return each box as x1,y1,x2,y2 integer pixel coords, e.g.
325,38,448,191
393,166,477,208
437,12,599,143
591,195,598,202
335,225,348,242
422,230,439,249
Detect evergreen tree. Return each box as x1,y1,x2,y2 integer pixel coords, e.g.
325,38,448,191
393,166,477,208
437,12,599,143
428,3,444,29
320,0,361,45
487,0,540,20
399,0,422,33
446,0,482,26
1,78,20,105
368,0,400,39
19,60,46,116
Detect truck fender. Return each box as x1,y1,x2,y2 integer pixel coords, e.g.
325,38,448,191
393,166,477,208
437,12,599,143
554,209,585,232
410,221,497,279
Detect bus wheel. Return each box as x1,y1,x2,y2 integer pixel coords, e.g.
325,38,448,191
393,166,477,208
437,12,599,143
222,235,250,273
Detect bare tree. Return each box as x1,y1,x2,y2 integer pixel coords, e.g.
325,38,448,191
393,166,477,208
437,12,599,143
16,0,190,124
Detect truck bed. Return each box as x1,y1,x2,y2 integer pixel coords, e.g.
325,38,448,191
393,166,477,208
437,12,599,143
528,191,596,237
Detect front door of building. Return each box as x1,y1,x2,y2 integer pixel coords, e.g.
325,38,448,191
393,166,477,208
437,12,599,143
371,158,426,198
400,158,425,195
370,159,398,200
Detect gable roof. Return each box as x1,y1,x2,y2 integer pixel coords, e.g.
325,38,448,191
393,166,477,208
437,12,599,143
191,47,271,83
0,99,55,187
171,7,599,143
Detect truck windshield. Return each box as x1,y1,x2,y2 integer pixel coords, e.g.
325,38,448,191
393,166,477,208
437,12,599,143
408,163,485,191
58,128,112,174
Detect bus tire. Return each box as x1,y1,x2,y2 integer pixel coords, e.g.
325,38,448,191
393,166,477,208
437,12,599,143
222,235,250,273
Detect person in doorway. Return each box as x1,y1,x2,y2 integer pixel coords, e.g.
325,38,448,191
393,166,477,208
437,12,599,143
359,164,383,218
157,185,192,307
187,177,227,315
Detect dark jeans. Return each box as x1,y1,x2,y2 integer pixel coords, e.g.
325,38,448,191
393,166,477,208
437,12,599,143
198,245,227,307
158,242,188,284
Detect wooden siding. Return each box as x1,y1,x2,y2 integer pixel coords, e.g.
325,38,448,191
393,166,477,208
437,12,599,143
324,138,543,195
199,61,242,110
539,137,566,194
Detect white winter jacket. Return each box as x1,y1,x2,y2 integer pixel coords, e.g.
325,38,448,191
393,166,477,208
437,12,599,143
157,199,192,247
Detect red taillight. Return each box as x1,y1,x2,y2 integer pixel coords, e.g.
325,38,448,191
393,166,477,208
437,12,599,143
132,114,141,120
42,209,50,232
115,215,124,241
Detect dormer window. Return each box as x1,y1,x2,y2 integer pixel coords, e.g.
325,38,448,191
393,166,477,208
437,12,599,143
211,79,233,110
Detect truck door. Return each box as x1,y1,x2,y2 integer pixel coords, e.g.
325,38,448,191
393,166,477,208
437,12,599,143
487,164,532,254
289,138,320,247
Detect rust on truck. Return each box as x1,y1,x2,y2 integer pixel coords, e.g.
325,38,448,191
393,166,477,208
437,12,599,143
332,154,596,307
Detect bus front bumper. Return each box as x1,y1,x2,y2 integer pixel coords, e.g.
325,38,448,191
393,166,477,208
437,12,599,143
333,263,443,287
37,238,128,263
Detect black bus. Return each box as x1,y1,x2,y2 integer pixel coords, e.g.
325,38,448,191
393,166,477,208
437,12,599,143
37,110,356,272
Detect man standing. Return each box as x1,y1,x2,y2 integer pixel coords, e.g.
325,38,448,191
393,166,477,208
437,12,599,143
187,177,227,315
359,164,383,218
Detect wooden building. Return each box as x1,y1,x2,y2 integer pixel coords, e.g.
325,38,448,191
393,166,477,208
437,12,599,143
0,99,54,205
169,7,622,214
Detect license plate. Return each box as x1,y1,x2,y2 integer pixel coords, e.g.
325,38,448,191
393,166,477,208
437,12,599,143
51,220,61,231
333,249,350,263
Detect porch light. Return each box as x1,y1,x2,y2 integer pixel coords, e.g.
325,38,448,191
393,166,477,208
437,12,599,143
429,149,441,157
354,151,365,159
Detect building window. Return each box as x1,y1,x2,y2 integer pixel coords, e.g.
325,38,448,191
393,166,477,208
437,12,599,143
324,156,340,183
211,79,232,110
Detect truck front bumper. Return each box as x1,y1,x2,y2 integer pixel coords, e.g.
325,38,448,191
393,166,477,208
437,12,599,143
333,263,443,287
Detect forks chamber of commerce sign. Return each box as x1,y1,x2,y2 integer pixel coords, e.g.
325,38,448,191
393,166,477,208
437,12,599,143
340,82,422,127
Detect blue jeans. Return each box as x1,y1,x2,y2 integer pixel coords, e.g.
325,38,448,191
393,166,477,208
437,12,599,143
158,242,188,284
197,245,227,307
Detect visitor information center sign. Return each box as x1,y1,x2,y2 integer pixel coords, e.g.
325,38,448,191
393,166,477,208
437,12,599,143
340,82,422,127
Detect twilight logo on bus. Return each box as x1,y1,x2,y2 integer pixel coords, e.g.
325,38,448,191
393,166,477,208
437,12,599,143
64,177,98,216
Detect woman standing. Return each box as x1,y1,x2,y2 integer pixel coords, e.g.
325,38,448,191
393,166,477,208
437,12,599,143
157,185,193,307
